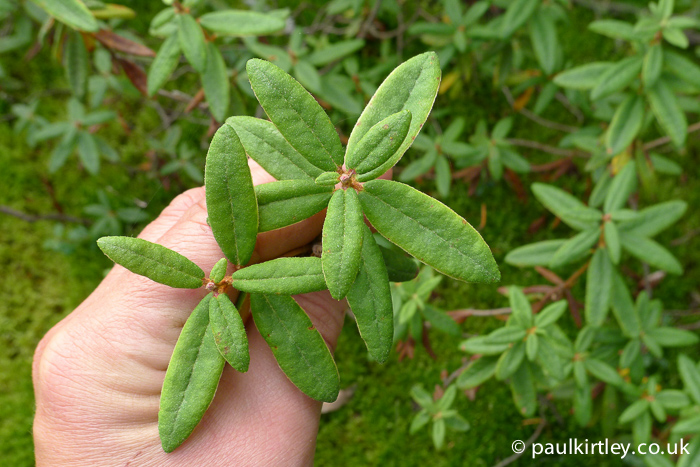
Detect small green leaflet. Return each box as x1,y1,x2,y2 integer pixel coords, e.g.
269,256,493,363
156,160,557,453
97,236,204,288
585,248,612,327
531,183,598,231
505,239,567,267
553,62,613,90
642,44,663,88
616,200,686,237
306,39,366,67
604,163,637,213
500,0,540,38
457,357,498,389
247,59,343,170
204,124,258,266
209,294,249,372
226,116,320,181
159,294,225,452
647,78,688,148
346,110,412,181
606,95,644,156
346,52,441,177
322,189,365,299
147,34,181,97
255,180,333,232
77,131,99,175
346,225,393,363
231,257,327,295
250,294,340,402
619,234,683,274
590,56,643,100
64,30,88,99
379,245,419,282
315,171,340,186
549,229,599,268
209,258,227,283
198,10,286,37
177,13,207,74
529,10,559,75
35,0,99,32
359,180,499,283
202,42,230,123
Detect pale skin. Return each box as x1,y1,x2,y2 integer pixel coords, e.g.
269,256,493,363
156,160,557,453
32,161,389,466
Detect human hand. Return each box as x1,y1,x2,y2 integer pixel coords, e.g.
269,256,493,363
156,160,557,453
33,161,350,466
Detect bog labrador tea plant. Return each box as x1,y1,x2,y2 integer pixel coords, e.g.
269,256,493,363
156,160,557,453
97,52,500,452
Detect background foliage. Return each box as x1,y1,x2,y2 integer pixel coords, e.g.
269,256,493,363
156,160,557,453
1,0,699,465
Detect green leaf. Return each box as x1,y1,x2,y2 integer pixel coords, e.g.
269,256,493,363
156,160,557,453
649,153,682,175
231,257,326,295
315,171,340,187
585,248,613,327
678,354,700,405
590,56,643,101
34,0,98,31
588,19,636,40
410,410,431,434
457,357,498,389
620,233,683,274
209,294,249,372
529,11,558,75
249,294,340,402
531,183,598,231
664,50,700,87
209,258,227,283
77,131,99,175
510,362,537,417
617,200,687,237
584,358,625,387
553,62,613,90
500,0,540,38
202,42,230,123
642,44,663,88
604,222,621,264
526,334,538,361
177,13,207,73
97,236,204,288
379,245,419,282
535,300,567,328
198,10,286,36
656,389,690,410
347,226,394,362
619,399,650,424
204,124,258,266
346,110,412,181
226,116,320,180
505,240,567,267
255,180,333,232
322,189,365,299
359,180,499,283
432,418,446,450
496,341,525,380
460,336,510,355
549,228,599,268
307,39,366,67
434,155,452,198
294,60,321,93
247,59,343,170
485,326,528,345
663,27,688,48
647,78,688,148
346,52,441,177
604,163,637,213
606,95,644,156
537,335,566,380
147,34,181,97
647,327,699,347
63,30,88,99
159,294,224,452
421,305,460,337
509,286,533,328
610,272,640,336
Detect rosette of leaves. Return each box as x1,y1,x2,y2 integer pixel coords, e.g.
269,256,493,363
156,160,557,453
10,99,49,147
553,0,699,152
84,190,149,237
32,98,117,175
147,1,288,121
458,286,570,416
506,162,686,327
409,384,470,450
453,117,530,181
231,50,499,311
391,267,461,352
399,117,470,198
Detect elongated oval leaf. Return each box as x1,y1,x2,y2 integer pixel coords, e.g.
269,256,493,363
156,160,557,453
209,258,227,283
529,11,558,75
678,354,700,405
532,183,599,231
209,293,249,372
346,52,441,176
620,233,683,274
553,62,613,90
617,200,687,237
226,116,320,180
359,180,499,283
584,358,625,387
496,341,525,380
379,244,419,282
604,162,637,213
198,10,286,37
255,180,333,232
505,239,567,267
159,294,224,452
64,30,88,99
97,236,204,288
347,110,412,181
147,34,181,97
246,59,343,170
307,39,366,67
202,42,230,123
642,43,663,88
177,13,207,73
586,248,613,327
205,124,258,266
346,225,393,362
322,189,365,299
315,171,340,186
606,95,644,156
231,257,326,295
35,0,98,32
590,56,643,100
549,228,599,268
500,0,540,38
249,293,339,402
77,131,99,175
604,221,621,264
648,78,688,148
457,356,498,389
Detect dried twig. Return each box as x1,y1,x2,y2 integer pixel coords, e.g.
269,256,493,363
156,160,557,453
643,121,700,151
502,87,579,133
0,205,90,225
